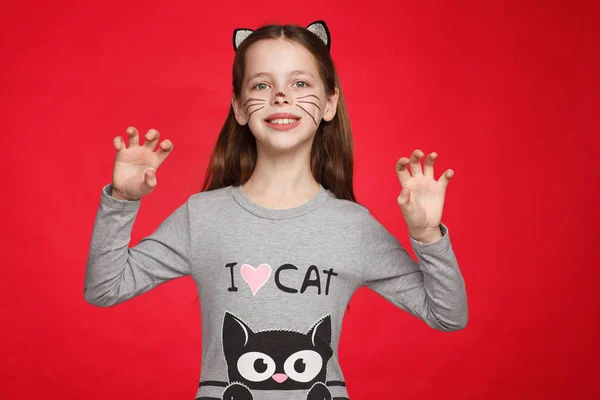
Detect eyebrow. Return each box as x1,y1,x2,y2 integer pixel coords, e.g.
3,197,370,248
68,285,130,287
246,70,315,82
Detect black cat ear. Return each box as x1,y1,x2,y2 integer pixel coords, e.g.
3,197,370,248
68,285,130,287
306,20,331,51
233,28,254,51
306,314,332,347
223,312,254,347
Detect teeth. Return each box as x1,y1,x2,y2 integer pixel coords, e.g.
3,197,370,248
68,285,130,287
268,118,298,125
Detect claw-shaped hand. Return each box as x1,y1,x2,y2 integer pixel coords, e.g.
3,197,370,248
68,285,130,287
396,149,454,243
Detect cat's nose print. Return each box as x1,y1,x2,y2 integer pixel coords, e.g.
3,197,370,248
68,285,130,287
272,373,288,383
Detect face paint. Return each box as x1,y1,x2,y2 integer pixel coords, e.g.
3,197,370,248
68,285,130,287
297,95,321,112
239,39,334,133
243,97,266,121
295,94,321,126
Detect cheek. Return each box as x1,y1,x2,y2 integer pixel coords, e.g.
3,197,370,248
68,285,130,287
243,95,268,119
320,99,329,115
314,91,329,115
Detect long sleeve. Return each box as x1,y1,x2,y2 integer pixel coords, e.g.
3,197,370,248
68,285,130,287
359,210,468,331
84,183,192,307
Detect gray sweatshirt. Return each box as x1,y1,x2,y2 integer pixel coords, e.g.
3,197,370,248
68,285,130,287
84,182,468,400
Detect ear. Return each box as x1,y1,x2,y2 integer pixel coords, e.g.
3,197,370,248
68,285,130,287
233,28,254,51
223,312,254,349
231,94,248,125
307,314,332,348
306,20,331,51
322,87,339,122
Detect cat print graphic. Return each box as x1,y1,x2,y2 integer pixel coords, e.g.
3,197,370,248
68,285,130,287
218,312,335,400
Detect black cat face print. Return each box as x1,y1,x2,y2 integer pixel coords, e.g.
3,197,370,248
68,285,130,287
222,312,333,391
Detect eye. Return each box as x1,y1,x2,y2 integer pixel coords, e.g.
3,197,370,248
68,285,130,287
293,81,309,88
253,82,269,90
237,352,276,382
283,350,323,382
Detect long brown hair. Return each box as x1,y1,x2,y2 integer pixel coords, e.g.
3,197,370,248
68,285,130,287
200,22,357,203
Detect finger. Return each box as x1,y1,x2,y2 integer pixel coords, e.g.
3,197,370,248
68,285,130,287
423,152,437,178
396,157,411,187
126,126,139,147
144,168,157,188
155,140,174,166
438,169,454,188
143,129,160,150
396,187,414,214
410,149,424,176
114,136,125,152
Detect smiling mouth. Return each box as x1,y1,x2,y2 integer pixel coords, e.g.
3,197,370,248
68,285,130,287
265,118,300,125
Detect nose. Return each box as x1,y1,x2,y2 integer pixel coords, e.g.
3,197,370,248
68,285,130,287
272,373,288,383
272,90,290,107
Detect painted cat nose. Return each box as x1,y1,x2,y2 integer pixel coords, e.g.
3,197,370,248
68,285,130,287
272,373,288,383
272,90,290,106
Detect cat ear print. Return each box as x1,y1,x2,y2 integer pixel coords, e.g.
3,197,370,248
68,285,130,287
233,28,254,51
306,20,331,51
307,314,332,347
223,312,254,346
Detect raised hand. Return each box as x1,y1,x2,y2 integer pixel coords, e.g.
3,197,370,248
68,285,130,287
396,149,454,243
111,126,174,201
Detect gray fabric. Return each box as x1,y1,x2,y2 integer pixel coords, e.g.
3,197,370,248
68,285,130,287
84,182,468,400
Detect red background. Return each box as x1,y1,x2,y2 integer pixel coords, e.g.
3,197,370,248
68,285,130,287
2,0,598,399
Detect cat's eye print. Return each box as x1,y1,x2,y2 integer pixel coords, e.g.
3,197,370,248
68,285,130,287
295,94,321,126
283,350,323,382
243,97,266,120
237,351,277,382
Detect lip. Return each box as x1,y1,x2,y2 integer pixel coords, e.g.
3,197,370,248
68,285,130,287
264,113,301,121
264,113,302,132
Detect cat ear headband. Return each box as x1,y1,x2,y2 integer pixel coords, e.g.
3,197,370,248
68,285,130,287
233,20,331,52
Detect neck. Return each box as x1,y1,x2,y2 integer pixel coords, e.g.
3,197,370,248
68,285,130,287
241,143,320,207
244,140,318,194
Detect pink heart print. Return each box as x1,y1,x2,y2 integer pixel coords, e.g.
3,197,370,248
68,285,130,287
240,263,272,296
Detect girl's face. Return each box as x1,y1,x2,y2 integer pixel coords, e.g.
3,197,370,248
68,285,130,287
232,38,339,153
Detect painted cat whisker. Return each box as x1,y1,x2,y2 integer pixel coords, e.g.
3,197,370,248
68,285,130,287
296,104,318,126
243,98,266,106
296,94,320,101
247,106,265,120
245,103,265,114
298,101,321,111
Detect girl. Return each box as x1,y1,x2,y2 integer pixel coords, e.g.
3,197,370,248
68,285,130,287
84,20,468,400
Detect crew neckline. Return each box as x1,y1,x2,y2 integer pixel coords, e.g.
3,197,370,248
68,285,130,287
230,183,329,220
